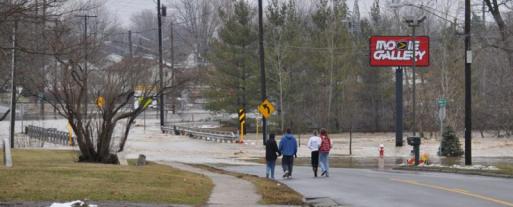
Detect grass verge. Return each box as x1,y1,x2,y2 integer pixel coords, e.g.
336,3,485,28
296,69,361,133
497,164,513,175
192,164,304,206
0,149,213,205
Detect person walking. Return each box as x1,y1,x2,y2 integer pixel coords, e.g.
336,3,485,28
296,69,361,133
279,128,298,178
319,128,332,177
307,130,322,177
265,133,280,179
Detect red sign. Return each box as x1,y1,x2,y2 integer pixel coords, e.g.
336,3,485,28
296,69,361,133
369,36,430,67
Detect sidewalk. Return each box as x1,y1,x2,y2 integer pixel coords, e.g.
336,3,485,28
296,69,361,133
161,162,262,207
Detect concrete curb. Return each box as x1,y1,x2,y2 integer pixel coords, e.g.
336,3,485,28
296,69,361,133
304,197,343,207
393,166,513,178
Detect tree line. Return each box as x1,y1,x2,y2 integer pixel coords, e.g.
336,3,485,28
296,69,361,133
204,0,513,138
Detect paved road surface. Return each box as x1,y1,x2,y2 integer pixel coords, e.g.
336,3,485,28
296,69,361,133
225,165,513,207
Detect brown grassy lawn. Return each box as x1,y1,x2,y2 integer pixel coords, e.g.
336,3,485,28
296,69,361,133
192,164,304,206
497,164,513,175
0,149,213,205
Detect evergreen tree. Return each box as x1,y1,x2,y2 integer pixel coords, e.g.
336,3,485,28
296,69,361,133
355,0,394,131
307,0,353,130
440,126,464,157
205,0,258,113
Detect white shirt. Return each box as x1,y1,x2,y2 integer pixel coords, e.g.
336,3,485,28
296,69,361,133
307,136,322,151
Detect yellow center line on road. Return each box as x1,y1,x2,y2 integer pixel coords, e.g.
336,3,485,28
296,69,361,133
390,178,513,207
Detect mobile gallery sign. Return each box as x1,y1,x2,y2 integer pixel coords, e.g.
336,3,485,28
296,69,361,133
369,36,430,67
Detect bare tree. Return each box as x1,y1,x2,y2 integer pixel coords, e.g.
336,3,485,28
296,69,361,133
171,0,222,64
26,2,193,163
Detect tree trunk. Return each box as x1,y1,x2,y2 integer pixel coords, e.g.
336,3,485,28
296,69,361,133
327,43,334,129
279,71,284,131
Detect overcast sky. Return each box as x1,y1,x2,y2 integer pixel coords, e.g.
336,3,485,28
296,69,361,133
104,0,378,28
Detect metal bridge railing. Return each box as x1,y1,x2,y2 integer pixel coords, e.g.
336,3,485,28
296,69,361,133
25,125,76,146
162,125,237,143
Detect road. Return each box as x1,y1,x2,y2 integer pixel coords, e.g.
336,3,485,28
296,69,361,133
224,165,513,207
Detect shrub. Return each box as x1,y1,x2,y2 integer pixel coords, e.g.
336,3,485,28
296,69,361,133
440,126,464,157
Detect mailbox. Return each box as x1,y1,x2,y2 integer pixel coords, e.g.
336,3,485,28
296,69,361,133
407,136,421,166
407,136,421,146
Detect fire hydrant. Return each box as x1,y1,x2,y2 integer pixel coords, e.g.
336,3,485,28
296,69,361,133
378,144,385,170
379,144,384,158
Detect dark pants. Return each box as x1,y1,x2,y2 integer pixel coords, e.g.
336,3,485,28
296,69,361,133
282,155,294,176
311,151,319,168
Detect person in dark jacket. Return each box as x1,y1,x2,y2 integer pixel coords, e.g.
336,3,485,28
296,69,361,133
265,133,280,179
279,128,298,178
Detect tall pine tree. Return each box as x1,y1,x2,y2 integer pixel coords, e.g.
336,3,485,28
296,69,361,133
206,0,258,113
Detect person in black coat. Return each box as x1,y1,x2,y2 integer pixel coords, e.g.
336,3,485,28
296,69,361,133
265,133,281,179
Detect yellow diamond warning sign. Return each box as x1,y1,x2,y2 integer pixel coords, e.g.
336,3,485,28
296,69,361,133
96,96,105,108
258,98,275,119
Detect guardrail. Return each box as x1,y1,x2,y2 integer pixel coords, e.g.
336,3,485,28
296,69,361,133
162,125,238,143
25,125,76,146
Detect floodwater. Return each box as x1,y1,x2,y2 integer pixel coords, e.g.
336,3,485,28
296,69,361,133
246,155,513,169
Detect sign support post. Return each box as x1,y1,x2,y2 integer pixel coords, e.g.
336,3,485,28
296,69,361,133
395,67,403,146
438,98,447,154
239,108,246,143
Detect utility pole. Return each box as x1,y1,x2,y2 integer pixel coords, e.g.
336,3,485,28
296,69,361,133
9,21,18,149
128,30,133,58
170,21,176,114
464,0,472,165
40,0,47,122
258,0,267,145
405,16,426,137
76,15,97,119
157,0,165,128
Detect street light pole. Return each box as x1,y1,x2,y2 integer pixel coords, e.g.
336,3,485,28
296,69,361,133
464,0,472,165
412,26,417,137
258,0,267,145
405,16,426,137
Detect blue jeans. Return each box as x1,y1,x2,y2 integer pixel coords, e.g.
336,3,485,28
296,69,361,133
266,160,276,179
319,152,329,175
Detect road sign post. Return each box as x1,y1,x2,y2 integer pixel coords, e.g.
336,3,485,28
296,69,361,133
438,98,447,154
239,108,246,143
255,117,259,143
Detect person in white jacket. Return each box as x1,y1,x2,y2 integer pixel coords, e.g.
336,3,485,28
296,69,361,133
307,130,322,177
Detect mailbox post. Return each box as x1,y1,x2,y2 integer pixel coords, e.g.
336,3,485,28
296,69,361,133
407,136,421,165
